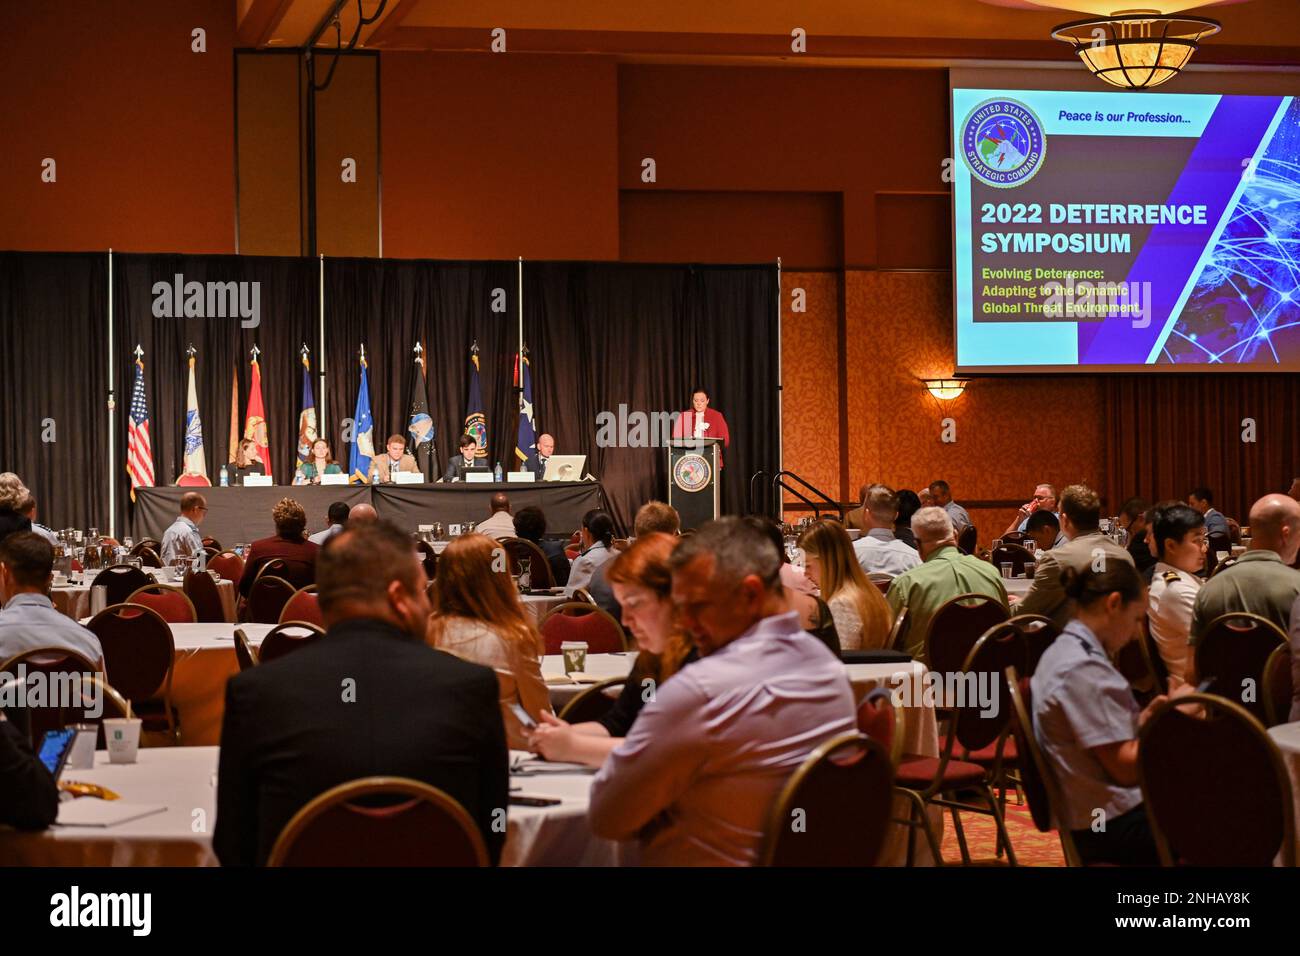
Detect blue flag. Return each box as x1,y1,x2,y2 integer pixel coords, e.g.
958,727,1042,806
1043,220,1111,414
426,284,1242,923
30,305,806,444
464,346,487,461
349,352,375,483
514,353,537,471
296,351,317,470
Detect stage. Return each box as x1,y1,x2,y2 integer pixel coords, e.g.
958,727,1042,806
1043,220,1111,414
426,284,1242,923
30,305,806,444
131,481,609,545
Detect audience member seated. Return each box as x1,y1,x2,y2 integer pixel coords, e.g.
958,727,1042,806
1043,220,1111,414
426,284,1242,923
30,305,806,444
214,521,508,866
1188,486,1230,540
885,507,1007,659
0,712,59,830
227,439,266,486
529,533,696,767
1003,482,1059,536
929,479,971,533
0,533,104,667
894,489,922,549
853,484,920,577
1032,562,1190,865
1188,494,1300,682
307,501,350,546
0,473,33,545
799,519,892,650
1118,496,1157,577
346,502,378,525
587,500,679,617
587,518,856,865
161,491,207,566
565,509,615,596
427,533,551,750
1016,485,1134,629
443,434,481,481
237,498,319,597
1146,503,1205,688
513,506,570,587
843,483,870,534
1023,508,1065,553
475,492,518,541
17,495,57,546
294,438,343,485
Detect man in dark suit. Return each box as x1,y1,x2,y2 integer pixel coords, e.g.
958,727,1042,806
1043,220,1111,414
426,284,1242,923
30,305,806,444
214,520,509,866
443,434,482,482
525,433,555,479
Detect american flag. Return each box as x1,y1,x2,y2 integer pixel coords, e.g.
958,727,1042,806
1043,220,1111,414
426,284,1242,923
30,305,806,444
127,352,155,499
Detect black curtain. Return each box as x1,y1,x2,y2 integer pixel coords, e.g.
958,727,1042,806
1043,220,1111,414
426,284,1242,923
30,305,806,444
0,252,109,531
111,254,318,533
322,258,518,482
524,263,780,530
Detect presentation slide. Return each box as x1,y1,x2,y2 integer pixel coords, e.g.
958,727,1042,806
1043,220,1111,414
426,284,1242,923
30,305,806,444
951,88,1299,371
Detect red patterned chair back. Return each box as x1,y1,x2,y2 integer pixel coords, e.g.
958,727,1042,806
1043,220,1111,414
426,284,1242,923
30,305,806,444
1195,612,1286,723
259,622,325,663
279,588,324,627
499,537,555,589
1008,613,1060,677
267,777,488,867
855,686,904,767
247,575,297,624
207,551,245,583
255,557,315,590
0,648,103,746
926,592,1008,674
85,603,175,704
183,570,227,623
126,584,197,624
539,603,626,655
90,564,153,606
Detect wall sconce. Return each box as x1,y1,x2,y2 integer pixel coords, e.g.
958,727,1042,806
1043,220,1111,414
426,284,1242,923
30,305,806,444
922,378,968,401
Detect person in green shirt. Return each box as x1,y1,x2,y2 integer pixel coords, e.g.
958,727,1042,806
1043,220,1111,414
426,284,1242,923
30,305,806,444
886,506,1008,661
295,438,343,485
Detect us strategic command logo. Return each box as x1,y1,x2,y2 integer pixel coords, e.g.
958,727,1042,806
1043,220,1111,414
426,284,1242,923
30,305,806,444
672,453,712,493
961,97,1046,188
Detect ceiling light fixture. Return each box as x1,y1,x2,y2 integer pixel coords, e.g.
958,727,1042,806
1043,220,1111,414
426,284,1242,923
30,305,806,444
1052,12,1221,89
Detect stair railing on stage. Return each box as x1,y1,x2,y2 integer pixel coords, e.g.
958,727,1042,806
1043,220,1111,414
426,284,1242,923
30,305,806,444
770,471,844,523
747,470,770,517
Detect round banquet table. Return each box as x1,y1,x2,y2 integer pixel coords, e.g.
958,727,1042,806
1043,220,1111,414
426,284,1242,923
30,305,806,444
0,746,628,867
1267,721,1300,862
1003,576,1033,597
52,571,238,623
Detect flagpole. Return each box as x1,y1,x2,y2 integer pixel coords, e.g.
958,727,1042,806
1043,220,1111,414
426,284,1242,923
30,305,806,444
516,255,524,408
776,256,783,522
318,253,327,435
107,248,116,539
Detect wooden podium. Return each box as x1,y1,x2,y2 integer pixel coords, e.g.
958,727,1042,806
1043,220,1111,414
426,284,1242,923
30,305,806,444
667,438,721,531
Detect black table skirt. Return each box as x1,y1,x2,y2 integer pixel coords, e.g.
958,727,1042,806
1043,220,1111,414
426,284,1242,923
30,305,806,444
131,482,607,546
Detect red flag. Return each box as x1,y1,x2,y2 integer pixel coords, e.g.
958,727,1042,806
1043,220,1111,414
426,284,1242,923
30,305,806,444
244,350,272,478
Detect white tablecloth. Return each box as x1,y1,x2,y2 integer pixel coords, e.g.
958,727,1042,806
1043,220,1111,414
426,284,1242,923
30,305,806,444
53,571,237,623
0,746,620,867
1268,721,1300,862
1003,576,1033,597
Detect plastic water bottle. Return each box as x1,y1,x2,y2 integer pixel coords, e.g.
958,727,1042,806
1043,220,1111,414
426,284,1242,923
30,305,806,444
494,461,503,483
219,465,229,487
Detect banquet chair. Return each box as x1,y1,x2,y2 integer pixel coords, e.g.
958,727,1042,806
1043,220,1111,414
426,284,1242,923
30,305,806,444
267,777,488,867
499,537,554,589
558,678,626,724
886,605,910,652
867,571,893,595
413,540,438,582
1209,554,1238,578
131,538,162,556
1000,532,1028,546
207,550,245,583
1114,620,1163,706
539,603,626,655
1263,644,1293,727
127,583,197,624
279,586,324,627
758,733,893,867
203,546,221,561
259,622,325,664
86,603,179,742
809,596,842,657
0,648,103,747
254,557,314,591
176,473,211,487
894,628,1022,867
183,569,228,623
233,627,259,671
1203,532,1233,576
956,524,977,555
246,575,297,624
1139,693,1295,866
925,592,1008,674
989,543,1036,577
132,546,163,569
856,686,906,768
201,536,222,551
1005,668,1087,867
565,544,582,561
570,587,597,606
90,564,153,606
1007,613,1059,677
1194,612,1286,724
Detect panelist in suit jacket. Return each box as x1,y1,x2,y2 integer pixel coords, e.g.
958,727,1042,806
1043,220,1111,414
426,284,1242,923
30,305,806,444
525,433,555,479
238,498,320,596
1016,484,1135,629
214,520,509,866
670,388,730,464
443,433,483,482
370,434,420,483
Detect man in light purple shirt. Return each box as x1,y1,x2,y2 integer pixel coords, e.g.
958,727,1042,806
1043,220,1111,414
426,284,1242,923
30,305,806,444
587,517,856,866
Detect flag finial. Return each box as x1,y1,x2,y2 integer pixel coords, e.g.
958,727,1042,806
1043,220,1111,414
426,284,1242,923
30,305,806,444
301,342,310,359
250,344,261,361
470,340,479,355
133,344,144,360
186,344,197,358
359,343,367,363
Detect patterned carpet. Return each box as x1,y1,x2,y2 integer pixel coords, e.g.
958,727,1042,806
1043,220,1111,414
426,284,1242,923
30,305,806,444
936,791,1066,866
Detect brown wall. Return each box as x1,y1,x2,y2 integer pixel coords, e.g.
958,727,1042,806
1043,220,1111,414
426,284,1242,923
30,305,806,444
0,1,235,254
